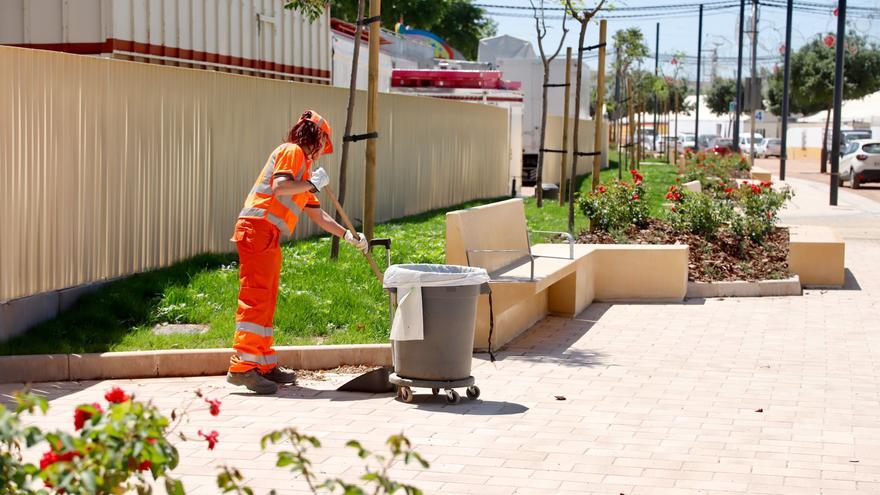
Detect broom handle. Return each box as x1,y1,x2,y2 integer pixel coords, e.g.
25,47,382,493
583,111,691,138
323,186,384,284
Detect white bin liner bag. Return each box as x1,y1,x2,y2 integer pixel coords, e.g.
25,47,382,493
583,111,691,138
384,264,490,341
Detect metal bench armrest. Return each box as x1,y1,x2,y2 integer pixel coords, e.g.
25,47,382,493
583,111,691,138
529,230,575,260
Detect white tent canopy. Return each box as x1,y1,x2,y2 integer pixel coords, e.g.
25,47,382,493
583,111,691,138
798,90,880,123
478,34,536,64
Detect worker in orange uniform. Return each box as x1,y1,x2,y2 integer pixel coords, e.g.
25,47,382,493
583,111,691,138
227,110,368,394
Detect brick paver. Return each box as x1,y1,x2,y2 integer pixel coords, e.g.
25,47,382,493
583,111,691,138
3,178,880,494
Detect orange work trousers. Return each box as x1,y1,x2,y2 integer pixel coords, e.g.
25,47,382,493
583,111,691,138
228,218,282,373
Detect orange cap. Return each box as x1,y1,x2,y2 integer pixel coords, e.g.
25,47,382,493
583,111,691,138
299,110,333,154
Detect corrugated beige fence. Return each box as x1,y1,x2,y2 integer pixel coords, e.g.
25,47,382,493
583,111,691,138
0,46,509,301
541,116,609,185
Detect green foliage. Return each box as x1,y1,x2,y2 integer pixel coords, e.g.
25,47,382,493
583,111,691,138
728,182,794,244
284,0,328,22
577,170,649,234
665,187,731,239
705,78,737,116
245,429,429,495
328,0,497,60
1,390,181,494
767,33,880,116
612,27,649,73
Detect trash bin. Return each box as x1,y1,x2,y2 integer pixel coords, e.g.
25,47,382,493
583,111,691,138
384,264,489,383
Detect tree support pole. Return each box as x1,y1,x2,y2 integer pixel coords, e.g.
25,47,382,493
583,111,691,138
695,4,703,150
592,20,607,192
363,0,381,240
560,47,573,205
734,0,745,151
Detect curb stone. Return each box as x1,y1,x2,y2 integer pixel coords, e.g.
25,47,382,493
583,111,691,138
0,344,391,384
686,276,801,298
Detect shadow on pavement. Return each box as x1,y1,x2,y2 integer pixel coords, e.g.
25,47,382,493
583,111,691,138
412,399,528,415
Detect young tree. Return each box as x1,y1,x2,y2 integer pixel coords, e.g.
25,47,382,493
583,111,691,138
611,28,649,169
531,0,569,208
766,33,880,169
564,0,607,233
286,0,364,259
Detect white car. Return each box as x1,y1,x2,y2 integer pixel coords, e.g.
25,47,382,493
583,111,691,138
840,140,880,189
739,133,764,156
757,138,782,158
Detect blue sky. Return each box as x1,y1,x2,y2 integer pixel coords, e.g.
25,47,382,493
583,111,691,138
481,0,880,80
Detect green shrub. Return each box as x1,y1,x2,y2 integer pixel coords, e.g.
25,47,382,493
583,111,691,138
578,170,649,233
665,186,732,238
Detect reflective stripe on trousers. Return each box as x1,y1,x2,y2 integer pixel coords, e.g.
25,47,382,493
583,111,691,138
229,218,282,373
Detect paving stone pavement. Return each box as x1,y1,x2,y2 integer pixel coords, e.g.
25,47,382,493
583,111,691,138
3,178,880,494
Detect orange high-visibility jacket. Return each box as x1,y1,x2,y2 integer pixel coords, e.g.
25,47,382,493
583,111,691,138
238,143,320,234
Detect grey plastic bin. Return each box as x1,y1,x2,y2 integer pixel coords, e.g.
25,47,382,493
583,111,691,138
384,264,489,383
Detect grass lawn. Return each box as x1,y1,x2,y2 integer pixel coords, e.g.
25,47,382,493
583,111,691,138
1,156,677,356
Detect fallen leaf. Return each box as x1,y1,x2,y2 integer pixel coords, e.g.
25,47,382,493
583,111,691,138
755,408,764,413
555,395,567,401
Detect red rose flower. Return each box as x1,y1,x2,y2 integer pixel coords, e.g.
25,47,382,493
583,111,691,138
205,398,221,416
147,437,157,444
597,185,606,193
750,184,762,194
104,387,131,404
138,460,152,472
40,450,81,470
74,403,104,430
761,181,772,189
198,430,220,450
632,192,640,201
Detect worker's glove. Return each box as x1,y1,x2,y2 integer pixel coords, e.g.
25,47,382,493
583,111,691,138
308,167,330,192
344,230,369,253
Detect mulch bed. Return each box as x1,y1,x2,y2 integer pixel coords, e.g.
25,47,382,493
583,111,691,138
576,218,791,282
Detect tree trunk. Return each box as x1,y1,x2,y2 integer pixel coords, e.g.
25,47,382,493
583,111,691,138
536,63,551,208
821,107,832,174
330,0,366,260
569,22,588,234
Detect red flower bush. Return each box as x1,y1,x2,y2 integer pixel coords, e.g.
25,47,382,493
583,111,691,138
40,450,81,469
630,169,644,186
199,430,220,450
104,387,131,404
73,403,104,430
665,185,683,202
205,398,222,416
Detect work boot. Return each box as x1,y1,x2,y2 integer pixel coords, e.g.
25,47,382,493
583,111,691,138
226,370,278,394
261,366,297,384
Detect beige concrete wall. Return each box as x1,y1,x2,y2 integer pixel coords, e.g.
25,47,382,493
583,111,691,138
0,46,509,301
542,116,609,185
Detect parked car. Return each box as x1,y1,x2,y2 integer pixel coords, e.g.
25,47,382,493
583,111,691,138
757,138,782,158
697,134,719,150
824,129,873,167
839,139,880,189
680,134,696,153
711,138,734,156
739,133,764,155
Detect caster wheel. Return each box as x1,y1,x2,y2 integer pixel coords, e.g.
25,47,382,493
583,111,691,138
445,389,460,405
399,386,414,403
431,388,440,396
466,386,480,400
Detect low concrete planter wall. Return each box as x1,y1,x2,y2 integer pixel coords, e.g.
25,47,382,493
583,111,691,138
0,344,391,384
686,276,801,298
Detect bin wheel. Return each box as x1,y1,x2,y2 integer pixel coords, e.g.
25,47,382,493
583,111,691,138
466,386,481,400
399,386,414,403
431,388,440,396
445,389,460,405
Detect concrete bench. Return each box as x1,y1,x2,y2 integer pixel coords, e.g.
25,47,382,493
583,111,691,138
788,225,845,287
446,199,688,351
751,166,773,182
